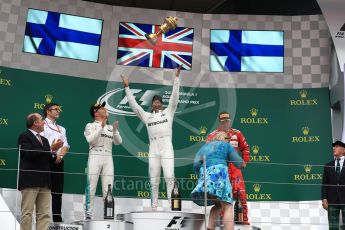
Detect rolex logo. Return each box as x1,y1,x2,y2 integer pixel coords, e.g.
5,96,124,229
304,164,312,173
241,108,268,125
247,183,272,200
190,126,207,142
292,126,320,143
299,90,307,99
290,89,317,106
0,159,6,166
45,94,53,103
253,184,261,193
250,145,271,162
294,164,322,181
199,126,207,135
250,108,258,117
252,145,259,155
302,127,310,135
0,118,9,125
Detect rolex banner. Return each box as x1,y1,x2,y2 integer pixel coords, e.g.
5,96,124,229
0,65,332,202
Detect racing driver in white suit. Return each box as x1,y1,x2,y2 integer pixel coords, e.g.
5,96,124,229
84,102,122,219
121,66,182,210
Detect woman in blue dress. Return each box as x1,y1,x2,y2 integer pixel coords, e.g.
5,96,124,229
191,131,243,230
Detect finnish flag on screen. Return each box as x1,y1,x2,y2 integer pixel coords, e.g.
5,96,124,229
23,9,103,62
210,30,284,72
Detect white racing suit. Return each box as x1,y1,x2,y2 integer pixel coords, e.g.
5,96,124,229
84,120,122,218
125,76,180,209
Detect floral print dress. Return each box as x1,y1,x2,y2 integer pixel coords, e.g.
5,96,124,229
191,141,243,206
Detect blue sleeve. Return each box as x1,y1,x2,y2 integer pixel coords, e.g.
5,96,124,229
193,150,203,174
227,143,243,168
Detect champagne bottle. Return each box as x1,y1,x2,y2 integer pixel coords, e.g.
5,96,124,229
104,184,114,219
234,176,244,225
234,190,239,223
235,190,244,225
171,180,181,211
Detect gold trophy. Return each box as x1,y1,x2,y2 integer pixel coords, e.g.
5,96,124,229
145,16,178,46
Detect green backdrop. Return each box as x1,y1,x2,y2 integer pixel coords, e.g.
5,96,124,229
0,65,333,202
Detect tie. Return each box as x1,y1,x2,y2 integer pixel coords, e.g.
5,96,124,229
36,134,43,145
336,158,341,182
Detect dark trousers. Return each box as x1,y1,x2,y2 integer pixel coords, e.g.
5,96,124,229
328,205,345,230
51,160,64,222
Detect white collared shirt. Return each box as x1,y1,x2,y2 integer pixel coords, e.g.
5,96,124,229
335,155,345,172
41,118,69,153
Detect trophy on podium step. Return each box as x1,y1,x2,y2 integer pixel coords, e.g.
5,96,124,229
145,16,178,46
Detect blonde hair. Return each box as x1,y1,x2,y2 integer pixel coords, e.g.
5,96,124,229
211,131,228,141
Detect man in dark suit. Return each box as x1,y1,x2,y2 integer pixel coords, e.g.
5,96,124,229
322,140,345,230
18,113,63,230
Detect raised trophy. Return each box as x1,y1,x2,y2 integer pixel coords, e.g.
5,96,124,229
145,16,178,45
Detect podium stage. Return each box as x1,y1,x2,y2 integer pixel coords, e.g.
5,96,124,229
72,219,133,230
117,211,205,230
64,212,262,230
216,225,261,230
50,212,262,230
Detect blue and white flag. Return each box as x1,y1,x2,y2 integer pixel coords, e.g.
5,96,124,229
23,9,103,62
210,30,284,72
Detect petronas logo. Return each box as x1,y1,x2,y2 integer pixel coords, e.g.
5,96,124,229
302,127,310,135
250,108,258,117
299,90,307,99
45,94,53,103
252,145,259,155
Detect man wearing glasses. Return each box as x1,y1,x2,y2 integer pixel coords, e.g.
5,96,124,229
207,111,250,225
41,103,69,222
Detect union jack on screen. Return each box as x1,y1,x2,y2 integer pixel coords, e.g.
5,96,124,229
116,22,194,70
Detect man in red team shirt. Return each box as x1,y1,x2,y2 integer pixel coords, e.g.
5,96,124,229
207,111,250,225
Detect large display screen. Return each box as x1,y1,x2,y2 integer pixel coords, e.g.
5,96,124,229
23,8,103,63
210,29,284,72
117,22,194,70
